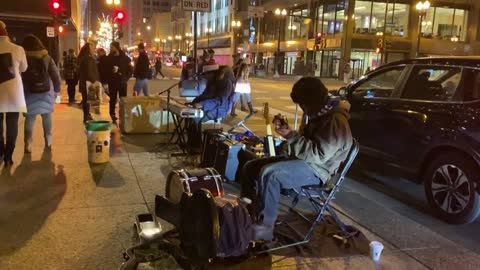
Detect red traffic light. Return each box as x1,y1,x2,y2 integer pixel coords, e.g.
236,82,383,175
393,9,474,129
115,10,126,22
375,47,381,54
58,25,64,33
316,32,322,38
51,0,62,12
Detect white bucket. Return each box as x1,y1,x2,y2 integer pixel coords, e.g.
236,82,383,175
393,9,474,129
87,130,111,163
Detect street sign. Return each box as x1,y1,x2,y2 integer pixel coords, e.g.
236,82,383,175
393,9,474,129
46,26,55,37
182,0,211,12
248,6,264,18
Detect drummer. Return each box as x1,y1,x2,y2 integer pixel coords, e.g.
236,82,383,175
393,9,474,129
239,77,353,241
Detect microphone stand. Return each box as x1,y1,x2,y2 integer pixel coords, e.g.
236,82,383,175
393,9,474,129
158,82,179,133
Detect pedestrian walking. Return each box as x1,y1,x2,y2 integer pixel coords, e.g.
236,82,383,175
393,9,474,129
343,61,351,84
231,63,257,117
108,41,132,123
78,42,100,123
63,48,78,104
0,20,28,166
133,43,150,96
155,56,165,79
96,48,110,97
21,34,61,154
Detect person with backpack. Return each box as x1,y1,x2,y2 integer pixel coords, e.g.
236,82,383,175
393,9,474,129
0,21,28,166
108,41,132,123
133,43,150,96
21,35,61,154
63,48,78,104
78,42,100,123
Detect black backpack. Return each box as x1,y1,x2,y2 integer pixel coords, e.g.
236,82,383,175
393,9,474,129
23,56,50,93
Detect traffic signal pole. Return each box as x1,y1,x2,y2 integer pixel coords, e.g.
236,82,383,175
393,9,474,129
193,11,198,74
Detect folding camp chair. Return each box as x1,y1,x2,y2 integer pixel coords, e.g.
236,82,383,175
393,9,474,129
266,139,360,252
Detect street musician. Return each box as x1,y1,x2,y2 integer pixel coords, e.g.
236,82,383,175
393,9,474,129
239,77,353,241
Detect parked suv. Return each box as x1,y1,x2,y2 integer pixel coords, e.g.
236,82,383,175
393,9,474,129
340,57,480,224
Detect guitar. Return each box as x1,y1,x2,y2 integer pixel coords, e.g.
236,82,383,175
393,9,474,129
263,103,276,157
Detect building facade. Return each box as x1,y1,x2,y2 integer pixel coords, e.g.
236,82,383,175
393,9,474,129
240,0,480,79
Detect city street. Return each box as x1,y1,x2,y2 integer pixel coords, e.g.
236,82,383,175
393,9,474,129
0,66,480,269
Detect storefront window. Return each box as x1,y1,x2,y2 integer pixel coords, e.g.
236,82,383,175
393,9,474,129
421,6,468,41
354,1,409,37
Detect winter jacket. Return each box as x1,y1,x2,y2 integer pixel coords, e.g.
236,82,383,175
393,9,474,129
23,50,61,115
63,54,77,80
97,54,110,84
108,52,132,85
0,36,28,112
78,55,100,92
285,101,353,182
134,52,150,79
193,68,235,120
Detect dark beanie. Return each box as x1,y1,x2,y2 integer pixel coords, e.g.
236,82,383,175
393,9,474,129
291,77,329,108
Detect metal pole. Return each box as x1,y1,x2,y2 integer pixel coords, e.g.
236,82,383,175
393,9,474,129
193,11,198,74
381,0,389,64
416,14,423,57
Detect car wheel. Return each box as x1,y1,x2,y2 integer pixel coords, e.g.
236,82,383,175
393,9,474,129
424,153,480,224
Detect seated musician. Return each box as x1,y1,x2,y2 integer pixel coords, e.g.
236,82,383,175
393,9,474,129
240,77,353,241
190,64,235,122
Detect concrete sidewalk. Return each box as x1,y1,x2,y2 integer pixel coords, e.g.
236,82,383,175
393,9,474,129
0,85,478,269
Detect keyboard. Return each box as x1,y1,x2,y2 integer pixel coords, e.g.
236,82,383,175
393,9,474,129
160,96,204,119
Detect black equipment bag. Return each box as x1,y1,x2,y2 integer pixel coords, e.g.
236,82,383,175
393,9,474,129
214,139,244,182
200,129,223,167
23,56,50,93
179,189,219,264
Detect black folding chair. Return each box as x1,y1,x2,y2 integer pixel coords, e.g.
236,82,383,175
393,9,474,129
266,139,360,252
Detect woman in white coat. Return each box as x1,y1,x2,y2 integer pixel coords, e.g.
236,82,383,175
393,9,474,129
0,21,28,166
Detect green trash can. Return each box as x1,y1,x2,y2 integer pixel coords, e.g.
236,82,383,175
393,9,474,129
86,121,111,163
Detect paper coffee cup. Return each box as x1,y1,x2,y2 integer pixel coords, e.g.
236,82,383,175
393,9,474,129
369,241,384,262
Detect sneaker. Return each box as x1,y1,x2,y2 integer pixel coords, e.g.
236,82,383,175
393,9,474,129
240,108,248,112
253,223,274,241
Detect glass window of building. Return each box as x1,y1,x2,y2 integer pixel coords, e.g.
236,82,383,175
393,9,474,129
354,1,372,34
354,1,409,37
421,6,468,41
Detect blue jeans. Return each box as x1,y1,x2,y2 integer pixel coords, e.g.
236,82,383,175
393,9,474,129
24,113,52,146
133,79,149,96
241,157,320,226
0,112,19,161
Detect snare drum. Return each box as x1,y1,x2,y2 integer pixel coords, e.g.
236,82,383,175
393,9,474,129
165,168,224,204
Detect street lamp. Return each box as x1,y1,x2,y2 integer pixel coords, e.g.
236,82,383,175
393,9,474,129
147,25,151,31
154,37,160,50
274,8,287,78
206,28,212,48
168,36,173,52
231,20,241,60
416,0,430,57
106,0,120,5
161,39,166,54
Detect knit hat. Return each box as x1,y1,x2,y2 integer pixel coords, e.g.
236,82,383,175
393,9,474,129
291,77,329,109
0,21,7,36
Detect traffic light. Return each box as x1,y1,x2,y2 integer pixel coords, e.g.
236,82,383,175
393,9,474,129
375,47,382,54
115,10,126,22
50,0,63,12
315,32,323,45
58,25,64,34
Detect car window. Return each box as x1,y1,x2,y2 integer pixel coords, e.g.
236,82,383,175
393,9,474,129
402,66,462,101
459,68,480,101
352,66,405,99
